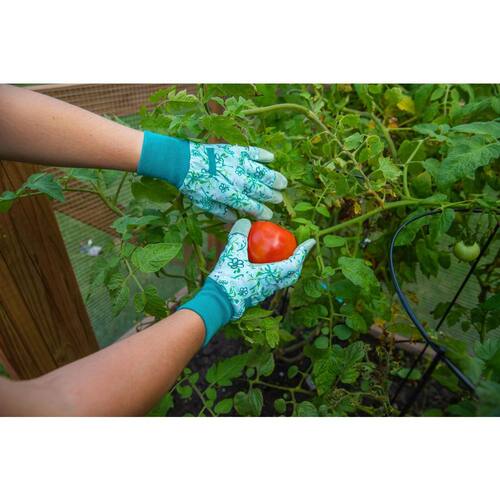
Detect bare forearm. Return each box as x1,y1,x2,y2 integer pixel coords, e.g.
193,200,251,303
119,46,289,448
0,310,205,416
0,84,143,171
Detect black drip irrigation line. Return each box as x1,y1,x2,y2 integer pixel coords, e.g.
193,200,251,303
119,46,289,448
388,207,499,416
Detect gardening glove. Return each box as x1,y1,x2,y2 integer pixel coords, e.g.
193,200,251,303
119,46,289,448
179,218,316,346
137,131,288,222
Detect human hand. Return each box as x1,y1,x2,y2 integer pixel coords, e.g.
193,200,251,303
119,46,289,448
137,132,288,222
179,219,315,345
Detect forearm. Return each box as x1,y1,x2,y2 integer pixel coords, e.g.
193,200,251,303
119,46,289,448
0,309,204,416
0,84,143,171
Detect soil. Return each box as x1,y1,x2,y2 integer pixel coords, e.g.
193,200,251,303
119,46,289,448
166,332,461,417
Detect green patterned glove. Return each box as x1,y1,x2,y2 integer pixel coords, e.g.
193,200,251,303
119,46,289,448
137,131,287,222
179,219,315,345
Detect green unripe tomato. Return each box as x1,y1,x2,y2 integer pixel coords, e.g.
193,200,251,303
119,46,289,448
453,241,480,262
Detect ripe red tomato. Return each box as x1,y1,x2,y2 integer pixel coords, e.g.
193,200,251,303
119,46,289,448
248,221,297,264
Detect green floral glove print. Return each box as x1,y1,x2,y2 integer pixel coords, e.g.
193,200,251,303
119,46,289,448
182,142,287,222
210,219,315,319
137,131,288,222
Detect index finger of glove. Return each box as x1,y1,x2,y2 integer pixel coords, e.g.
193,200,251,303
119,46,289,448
243,159,288,190
275,238,316,274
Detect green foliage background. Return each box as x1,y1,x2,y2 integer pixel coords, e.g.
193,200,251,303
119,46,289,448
2,84,499,416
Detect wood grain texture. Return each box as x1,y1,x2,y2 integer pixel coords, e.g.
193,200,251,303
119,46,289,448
0,161,98,379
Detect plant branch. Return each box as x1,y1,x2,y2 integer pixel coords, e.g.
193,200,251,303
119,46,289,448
243,103,332,135
318,199,473,237
113,172,129,206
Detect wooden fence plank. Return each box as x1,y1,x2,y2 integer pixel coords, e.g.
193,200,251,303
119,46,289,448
0,161,98,379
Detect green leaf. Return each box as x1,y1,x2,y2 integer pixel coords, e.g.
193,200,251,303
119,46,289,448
206,84,257,98
450,96,500,123
24,173,64,202
205,353,249,387
134,292,146,313
68,168,99,183
438,136,500,186
248,388,264,416
345,312,367,332
131,177,178,204
315,205,330,218
411,171,433,198
201,115,247,144
474,338,500,361
296,401,319,417
393,367,422,381
142,285,167,318
131,242,182,273
214,398,233,415
256,352,275,377
0,191,17,213
147,393,174,417
333,324,353,340
338,256,379,291
241,307,274,321
176,384,193,399
185,215,203,246
378,157,401,182
313,342,366,394
451,120,500,138
107,272,126,291
344,132,363,150
429,208,455,242
163,89,200,115
111,215,161,235
274,398,287,414
205,387,217,401
304,279,322,298
294,201,314,212
323,235,346,248
265,325,280,349
481,293,500,312
314,336,329,349
111,285,130,316
234,391,251,416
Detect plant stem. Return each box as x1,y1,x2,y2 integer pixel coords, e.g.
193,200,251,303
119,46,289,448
342,106,398,162
370,112,399,162
243,104,332,135
254,380,313,395
402,139,424,199
318,199,468,237
113,172,129,206
191,382,215,417
124,259,144,292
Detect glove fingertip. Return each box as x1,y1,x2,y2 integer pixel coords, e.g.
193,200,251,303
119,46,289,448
259,206,273,220
273,172,288,190
255,148,274,163
230,218,252,237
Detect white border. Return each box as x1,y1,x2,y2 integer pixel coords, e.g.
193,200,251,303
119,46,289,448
1,418,499,499
2,0,499,82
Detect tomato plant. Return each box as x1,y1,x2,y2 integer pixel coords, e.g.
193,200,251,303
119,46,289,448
453,241,481,262
2,84,499,416
248,221,297,263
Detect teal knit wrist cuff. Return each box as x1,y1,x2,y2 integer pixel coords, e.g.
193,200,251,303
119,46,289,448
178,278,234,347
137,131,190,188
